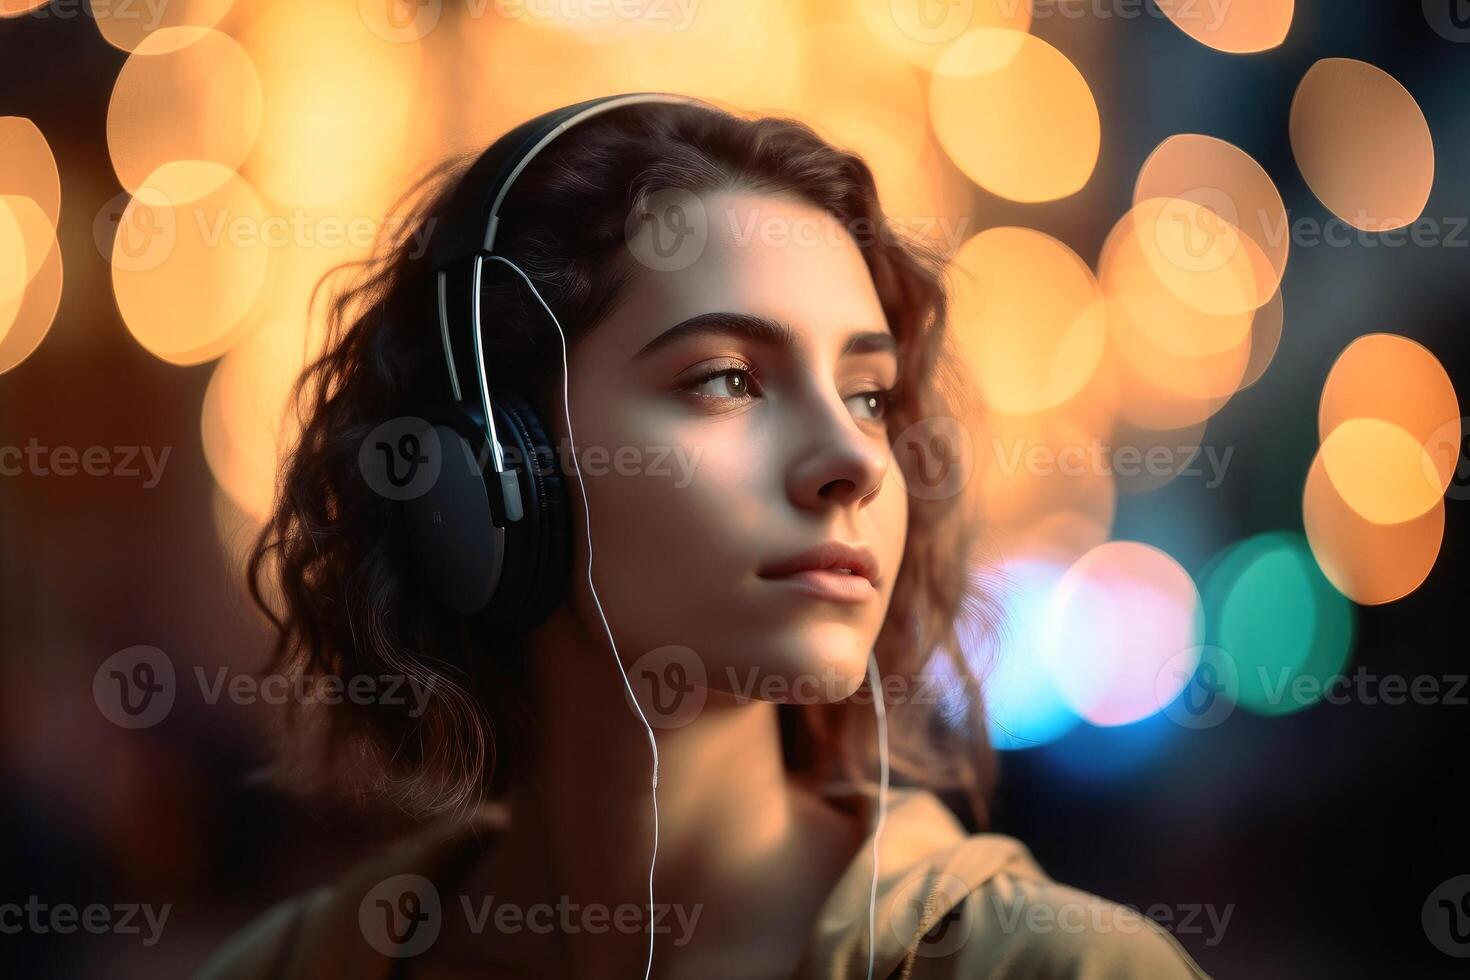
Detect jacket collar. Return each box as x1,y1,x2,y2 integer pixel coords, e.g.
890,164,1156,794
271,788,1039,980
791,786,1042,980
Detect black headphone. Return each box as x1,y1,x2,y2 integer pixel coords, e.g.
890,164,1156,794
401,92,702,637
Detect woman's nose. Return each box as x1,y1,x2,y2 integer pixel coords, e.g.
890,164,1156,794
784,392,890,512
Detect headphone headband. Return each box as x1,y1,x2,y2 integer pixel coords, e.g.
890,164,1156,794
431,92,702,468
407,92,702,635
428,92,700,270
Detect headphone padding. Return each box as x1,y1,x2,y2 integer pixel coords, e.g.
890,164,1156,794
478,390,570,634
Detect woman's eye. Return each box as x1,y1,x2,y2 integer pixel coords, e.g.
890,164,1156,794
685,368,757,400
847,388,896,423
682,369,895,423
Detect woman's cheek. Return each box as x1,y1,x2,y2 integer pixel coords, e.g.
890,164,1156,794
880,460,910,569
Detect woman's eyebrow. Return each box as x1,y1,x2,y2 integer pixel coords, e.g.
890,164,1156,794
630,310,896,363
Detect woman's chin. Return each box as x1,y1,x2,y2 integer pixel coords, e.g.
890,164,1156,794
710,634,872,705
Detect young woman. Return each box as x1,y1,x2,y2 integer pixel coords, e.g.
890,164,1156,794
199,95,1209,979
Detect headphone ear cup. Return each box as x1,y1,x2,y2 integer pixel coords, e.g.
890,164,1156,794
400,402,507,617
402,394,571,635
478,390,571,633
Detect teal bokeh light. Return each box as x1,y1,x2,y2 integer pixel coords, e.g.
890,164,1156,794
1201,531,1356,716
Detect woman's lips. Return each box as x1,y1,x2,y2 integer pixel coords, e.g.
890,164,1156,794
759,568,878,604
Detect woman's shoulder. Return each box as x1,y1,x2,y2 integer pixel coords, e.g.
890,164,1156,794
800,788,1212,979
938,864,1213,978
193,811,503,980
877,817,1212,979
194,886,332,980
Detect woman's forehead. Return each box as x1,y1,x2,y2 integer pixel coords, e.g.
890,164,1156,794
608,189,890,359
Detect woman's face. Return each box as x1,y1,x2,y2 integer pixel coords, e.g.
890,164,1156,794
545,189,909,709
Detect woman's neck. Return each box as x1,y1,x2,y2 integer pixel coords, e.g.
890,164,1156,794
456,602,865,979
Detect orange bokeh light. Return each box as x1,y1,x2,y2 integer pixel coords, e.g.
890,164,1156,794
1320,419,1444,526
240,0,426,210
1304,449,1444,605
1096,205,1256,431
930,29,1099,204
111,162,270,366
0,211,62,375
1319,333,1461,497
950,228,1107,416
0,1,51,17
977,413,1118,541
107,27,262,202
93,0,236,53
1135,134,1288,312
1291,59,1435,232
854,0,1031,72
0,116,61,229
1155,0,1293,54
1239,288,1284,391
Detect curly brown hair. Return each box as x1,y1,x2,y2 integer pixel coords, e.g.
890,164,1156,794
245,97,1002,825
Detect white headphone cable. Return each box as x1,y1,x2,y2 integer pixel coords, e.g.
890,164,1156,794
485,255,661,980
482,256,889,980
866,650,890,980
